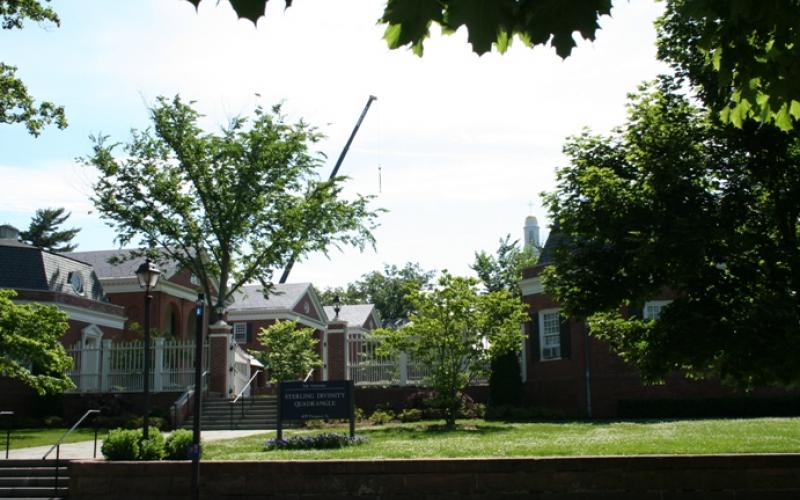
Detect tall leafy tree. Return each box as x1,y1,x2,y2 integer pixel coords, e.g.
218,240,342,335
1,0,66,135
376,273,527,429
187,0,800,130
472,235,537,295
319,262,435,323
471,235,534,408
86,96,380,321
0,289,74,394
20,207,80,252
542,78,800,388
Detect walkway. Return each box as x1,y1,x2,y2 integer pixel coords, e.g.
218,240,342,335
6,429,271,460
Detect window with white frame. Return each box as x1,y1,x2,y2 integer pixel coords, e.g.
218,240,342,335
233,322,248,343
539,309,561,360
643,300,672,321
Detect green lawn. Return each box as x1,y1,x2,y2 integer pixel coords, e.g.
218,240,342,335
3,428,101,450
204,418,800,460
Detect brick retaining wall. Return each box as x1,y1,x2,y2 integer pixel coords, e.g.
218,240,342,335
70,454,800,499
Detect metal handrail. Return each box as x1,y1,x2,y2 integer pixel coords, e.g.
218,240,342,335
229,370,262,428
43,409,100,497
42,409,100,460
231,370,262,405
1,411,12,459
303,368,314,382
171,371,209,427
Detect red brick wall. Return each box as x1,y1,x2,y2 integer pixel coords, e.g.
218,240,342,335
109,291,198,340
70,455,800,500
326,326,346,381
522,287,799,417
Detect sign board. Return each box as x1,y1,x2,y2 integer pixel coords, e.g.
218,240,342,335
277,380,355,438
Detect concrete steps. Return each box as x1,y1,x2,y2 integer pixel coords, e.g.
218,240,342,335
0,459,69,499
184,396,280,430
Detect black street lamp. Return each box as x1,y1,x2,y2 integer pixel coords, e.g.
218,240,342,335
135,257,161,439
191,293,205,500
333,294,341,319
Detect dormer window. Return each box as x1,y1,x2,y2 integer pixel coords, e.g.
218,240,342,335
67,271,84,294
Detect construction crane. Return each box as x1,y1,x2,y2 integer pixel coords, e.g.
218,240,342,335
278,94,377,284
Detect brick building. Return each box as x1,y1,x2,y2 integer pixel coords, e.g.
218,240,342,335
68,249,204,340
0,226,126,346
520,228,792,418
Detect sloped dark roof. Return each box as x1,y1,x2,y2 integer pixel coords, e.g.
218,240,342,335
323,304,377,327
0,238,104,300
68,248,181,279
228,283,311,311
537,227,571,266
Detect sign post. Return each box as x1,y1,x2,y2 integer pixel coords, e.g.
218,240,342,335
277,380,355,438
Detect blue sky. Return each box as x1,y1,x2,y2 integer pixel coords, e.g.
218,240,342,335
1,0,667,289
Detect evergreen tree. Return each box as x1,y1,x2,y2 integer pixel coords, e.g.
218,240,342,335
20,207,80,252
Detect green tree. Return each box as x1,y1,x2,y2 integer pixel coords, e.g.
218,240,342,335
1,0,66,135
85,96,379,321
376,273,527,429
187,0,800,131
657,1,800,131
251,320,320,384
0,289,74,394
19,207,80,252
542,78,800,388
471,236,533,408
472,235,537,295
320,262,435,323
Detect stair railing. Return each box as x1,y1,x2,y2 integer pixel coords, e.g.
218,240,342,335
171,371,208,427
0,411,12,459
43,409,100,497
229,370,262,429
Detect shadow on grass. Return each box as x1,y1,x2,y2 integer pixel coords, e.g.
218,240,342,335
360,422,512,439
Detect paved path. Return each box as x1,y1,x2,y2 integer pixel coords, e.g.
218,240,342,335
6,429,272,460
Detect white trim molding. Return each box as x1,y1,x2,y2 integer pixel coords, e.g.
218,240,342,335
99,277,201,302
538,307,562,362
226,308,326,331
15,300,125,330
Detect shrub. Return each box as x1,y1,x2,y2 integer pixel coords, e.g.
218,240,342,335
354,408,366,422
457,394,485,419
42,415,64,428
265,433,367,450
102,429,141,460
368,409,394,425
488,351,522,407
398,408,422,422
139,431,165,460
101,428,166,460
164,429,194,460
148,416,167,431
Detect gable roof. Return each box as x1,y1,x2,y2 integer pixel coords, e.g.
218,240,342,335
323,304,378,328
68,248,182,279
229,282,312,311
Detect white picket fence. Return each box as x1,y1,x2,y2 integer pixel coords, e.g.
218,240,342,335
66,338,208,393
346,332,431,386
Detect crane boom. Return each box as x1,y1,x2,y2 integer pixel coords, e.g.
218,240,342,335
279,95,378,284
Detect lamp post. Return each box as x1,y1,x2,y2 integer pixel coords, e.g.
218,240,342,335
135,257,161,439
191,293,204,500
333,294,341,319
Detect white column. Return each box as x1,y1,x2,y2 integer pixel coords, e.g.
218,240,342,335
154,337,165,392
100,339,112,392
399,352,408,386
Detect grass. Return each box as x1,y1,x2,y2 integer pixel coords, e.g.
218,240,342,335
3,427,101,450
203,418,800,460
